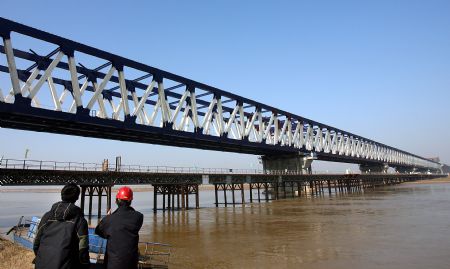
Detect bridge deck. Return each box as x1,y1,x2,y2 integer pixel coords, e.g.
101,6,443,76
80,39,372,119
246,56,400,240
0,167,443,186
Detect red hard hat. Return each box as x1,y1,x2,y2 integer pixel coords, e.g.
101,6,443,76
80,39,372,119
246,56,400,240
116,186,133,201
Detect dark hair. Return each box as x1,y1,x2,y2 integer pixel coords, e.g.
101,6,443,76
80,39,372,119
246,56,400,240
61,183,80,203
116,199,131,207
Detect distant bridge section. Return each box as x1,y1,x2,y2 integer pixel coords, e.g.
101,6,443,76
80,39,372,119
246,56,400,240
0,18,442,173
442,164,450,174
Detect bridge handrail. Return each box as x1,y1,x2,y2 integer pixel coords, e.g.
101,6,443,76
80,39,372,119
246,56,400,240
0,158,354,175
2,158,444,177
0,158,267,174
0,158,102,171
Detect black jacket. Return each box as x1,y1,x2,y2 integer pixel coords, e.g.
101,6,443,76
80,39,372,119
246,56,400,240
95,205,144,269
33,201,90,269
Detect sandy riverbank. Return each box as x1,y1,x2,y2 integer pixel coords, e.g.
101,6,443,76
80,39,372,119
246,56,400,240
411,176,450,184
0,237,34,269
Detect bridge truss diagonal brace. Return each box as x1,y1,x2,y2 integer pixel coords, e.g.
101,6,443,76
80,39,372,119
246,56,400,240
86,66,116,111
2,37,21,96
28,51,64,100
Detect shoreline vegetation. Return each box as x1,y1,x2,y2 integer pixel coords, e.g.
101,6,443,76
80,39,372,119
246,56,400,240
0,176,448,268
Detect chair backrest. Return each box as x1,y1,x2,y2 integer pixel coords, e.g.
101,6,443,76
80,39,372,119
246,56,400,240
26,216,40,239
88,227,107,254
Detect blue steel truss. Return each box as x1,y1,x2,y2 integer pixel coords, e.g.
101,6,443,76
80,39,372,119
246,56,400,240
0,17,441,171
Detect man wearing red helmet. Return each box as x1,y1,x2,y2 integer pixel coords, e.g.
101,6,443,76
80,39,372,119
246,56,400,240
95,186,143,269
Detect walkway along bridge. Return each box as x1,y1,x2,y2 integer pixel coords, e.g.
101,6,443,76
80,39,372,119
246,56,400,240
0,158,444,223
0,17,444,175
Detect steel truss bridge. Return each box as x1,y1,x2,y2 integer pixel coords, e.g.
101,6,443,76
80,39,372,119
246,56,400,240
0,18,442,173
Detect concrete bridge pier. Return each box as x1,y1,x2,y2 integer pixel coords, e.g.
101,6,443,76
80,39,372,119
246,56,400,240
261,153,315,199
394,166,418,174
80,184,113,225
261,153,316,174
359,163,389,174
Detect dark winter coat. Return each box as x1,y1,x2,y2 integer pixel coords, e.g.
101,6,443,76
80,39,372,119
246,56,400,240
33,201,90,269
95,205,144,269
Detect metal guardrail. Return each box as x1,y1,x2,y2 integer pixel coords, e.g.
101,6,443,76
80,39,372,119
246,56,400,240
0,158,269,174
0,158,352,175
2,158,446,178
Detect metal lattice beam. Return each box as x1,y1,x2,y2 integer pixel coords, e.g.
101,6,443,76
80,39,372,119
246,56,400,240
0,17,441,171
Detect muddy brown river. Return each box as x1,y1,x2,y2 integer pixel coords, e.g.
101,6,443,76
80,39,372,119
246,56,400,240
1,180,450,268
142,182,450,269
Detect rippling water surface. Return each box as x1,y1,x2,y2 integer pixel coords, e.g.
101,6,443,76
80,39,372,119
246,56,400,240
2,181,450,269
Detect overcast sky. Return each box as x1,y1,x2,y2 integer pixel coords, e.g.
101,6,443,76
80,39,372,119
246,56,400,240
1,0,449,171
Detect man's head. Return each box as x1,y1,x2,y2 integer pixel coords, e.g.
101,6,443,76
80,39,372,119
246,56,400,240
116,186,133,207
61,183,80,203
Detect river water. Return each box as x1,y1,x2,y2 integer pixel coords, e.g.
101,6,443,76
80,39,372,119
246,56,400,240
1,181,450,269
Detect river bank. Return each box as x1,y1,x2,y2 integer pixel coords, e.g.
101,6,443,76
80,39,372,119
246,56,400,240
0,237,34,269
410,176,450,184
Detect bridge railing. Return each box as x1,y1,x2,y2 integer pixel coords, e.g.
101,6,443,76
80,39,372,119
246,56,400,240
0,158,354,175
1,159,445,177
0,158,102,171
0,158,267,174
110,164,267,175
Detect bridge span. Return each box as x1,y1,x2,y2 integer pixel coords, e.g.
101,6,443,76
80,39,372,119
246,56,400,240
0,158,444,222
0,18,443,174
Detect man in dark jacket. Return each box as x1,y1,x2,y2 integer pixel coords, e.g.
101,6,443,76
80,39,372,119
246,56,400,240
95,186,144,269
33,183,90,269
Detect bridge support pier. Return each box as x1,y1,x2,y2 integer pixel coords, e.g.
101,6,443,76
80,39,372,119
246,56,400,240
360,163,389,173
248,182,278,203
153,184,199,212
276,181,302,199
394,166,419,174
213,183,245,207
80,184,113,225
261,153,315,199
261,153,315,174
